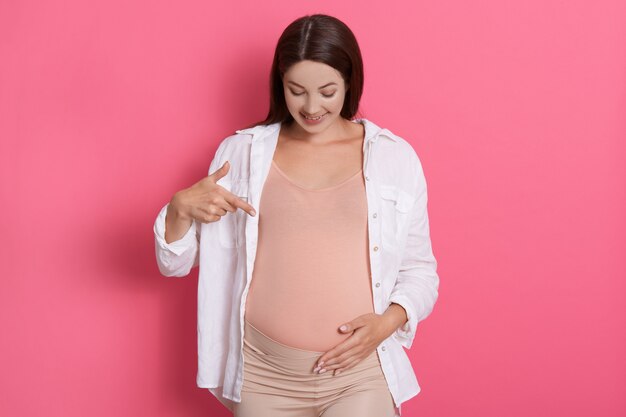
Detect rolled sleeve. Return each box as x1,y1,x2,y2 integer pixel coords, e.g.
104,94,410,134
153,202,199,277
387,298,417,345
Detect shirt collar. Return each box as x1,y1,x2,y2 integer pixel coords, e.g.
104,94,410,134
235,118,397,143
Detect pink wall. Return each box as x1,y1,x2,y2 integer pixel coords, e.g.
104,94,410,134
1,1,624,416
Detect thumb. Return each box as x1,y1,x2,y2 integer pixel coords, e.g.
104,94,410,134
209,160,230,182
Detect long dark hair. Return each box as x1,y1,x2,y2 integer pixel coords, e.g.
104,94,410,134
242,14,365,129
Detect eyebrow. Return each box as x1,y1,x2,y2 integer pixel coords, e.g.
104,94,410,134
287,81,337,89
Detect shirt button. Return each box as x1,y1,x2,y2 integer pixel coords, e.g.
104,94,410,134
365,176,370,181
375,282,380,287
372,212,377,218
381,345,386,351
373,246,379,252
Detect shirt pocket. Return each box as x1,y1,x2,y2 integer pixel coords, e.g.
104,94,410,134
217,179,249,248
379,184,414,250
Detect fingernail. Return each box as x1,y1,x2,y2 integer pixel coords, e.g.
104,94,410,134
313,366,320,373
319,368,327,374
318,361,324,366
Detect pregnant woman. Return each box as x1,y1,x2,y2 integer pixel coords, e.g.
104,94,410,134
153,13,440,417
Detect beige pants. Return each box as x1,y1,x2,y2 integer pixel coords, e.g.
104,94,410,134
233,318,396,417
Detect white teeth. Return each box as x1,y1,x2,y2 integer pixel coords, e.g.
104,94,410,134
303,113,326,120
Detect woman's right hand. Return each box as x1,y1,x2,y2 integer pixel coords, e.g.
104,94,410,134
164,161,256,243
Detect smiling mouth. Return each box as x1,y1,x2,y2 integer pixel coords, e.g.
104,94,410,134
301,112,328,120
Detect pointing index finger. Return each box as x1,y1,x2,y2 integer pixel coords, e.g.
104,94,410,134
223,190,256,216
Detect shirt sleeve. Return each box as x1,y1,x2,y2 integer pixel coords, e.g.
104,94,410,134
153,202,200,277
387,152,440,349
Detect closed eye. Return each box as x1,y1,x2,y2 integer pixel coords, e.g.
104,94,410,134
289,90,336,98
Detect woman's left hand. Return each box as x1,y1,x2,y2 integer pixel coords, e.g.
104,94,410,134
313,313,392,376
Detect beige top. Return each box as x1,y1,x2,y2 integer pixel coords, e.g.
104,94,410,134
244,159,375,351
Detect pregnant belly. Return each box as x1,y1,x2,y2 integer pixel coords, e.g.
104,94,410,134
244,284,375,352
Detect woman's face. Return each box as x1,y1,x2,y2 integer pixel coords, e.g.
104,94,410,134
282,60,348,133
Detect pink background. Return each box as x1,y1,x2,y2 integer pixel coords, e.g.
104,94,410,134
1,1,624,416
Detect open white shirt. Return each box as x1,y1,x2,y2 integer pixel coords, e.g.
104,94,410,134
153,118,439,416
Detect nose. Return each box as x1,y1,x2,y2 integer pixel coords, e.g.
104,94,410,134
303,96,322,115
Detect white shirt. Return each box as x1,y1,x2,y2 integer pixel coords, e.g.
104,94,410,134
153,118,439,416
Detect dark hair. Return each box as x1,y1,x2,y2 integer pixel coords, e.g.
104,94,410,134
243,14,365,129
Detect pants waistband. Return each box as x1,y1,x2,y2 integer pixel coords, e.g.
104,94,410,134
243,318,381,370
244,318,325,359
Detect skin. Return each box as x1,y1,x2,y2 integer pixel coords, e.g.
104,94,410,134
279,60,409,376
